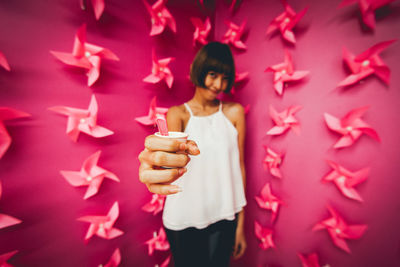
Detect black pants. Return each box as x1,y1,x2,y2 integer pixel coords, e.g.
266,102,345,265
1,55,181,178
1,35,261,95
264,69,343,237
165,217,237,267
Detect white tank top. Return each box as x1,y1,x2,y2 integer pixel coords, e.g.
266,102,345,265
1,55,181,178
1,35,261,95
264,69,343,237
162,101,247,230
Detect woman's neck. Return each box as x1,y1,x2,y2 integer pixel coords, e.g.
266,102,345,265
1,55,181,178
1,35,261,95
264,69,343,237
190,87,219,110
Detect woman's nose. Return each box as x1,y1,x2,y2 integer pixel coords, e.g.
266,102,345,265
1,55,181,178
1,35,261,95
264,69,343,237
214,76,223,90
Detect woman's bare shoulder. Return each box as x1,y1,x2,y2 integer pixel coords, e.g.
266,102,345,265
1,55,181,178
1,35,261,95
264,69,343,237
222,101,244,116
168,104,190,119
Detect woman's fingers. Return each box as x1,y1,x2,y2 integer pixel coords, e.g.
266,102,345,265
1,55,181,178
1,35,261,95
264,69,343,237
146,183,183,195
139,149,190,168
145,135,185,152
185,140,200,155
139,165,187,184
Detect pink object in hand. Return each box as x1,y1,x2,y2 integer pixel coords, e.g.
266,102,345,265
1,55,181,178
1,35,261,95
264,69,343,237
156,115,169,136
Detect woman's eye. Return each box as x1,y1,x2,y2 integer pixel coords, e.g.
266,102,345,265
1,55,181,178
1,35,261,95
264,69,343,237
208,72,216,77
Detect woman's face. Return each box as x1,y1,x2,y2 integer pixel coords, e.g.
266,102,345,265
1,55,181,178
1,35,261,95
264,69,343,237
200,71,229,100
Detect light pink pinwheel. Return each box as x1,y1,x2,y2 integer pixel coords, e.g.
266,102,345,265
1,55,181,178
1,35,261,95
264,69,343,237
135,96,168,126
0,250,18,267
221,20,247,50
190,17,211,46
80,0,105,20
255,183,284,223
145,227,170,255
254,221,275,250
322,160,369,202
0,107,31,159
266,0,308,44
312,206,367,253
324,106,380,149
143,0,176,36
143,50,174,88
60,150,119,199
230,71,249,95
339,0,395,29
77,201,123,241
0,184,22,230
263,146,284,179
0,51,10,71
337,40,396,87
49,94,114,142
50,24,119,87
265,49,309,96
266,105,302,136
298,252,322,267
142,193,166,215
104,248,121,267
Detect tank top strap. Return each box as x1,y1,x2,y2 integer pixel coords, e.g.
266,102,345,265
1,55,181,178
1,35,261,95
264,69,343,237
184,103,193,117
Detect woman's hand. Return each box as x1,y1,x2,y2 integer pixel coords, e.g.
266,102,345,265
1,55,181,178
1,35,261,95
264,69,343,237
138,134,200,195
233,225,247,259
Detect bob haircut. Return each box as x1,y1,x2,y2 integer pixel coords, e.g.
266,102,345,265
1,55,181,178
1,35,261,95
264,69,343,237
190,42,235,93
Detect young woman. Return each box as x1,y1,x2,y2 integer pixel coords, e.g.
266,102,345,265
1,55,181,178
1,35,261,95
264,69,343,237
138,42,247,267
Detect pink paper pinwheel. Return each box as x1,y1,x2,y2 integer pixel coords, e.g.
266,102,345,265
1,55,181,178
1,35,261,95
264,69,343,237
266,0,308,44
266,105,302,136
0,107,31,159
80,0,105,20
265,49,309,96
190,17,211,46
159,255,171,267
50,24,119,87
263,146,284,179
338,0,395,29
337,40,396,87
298,252,322,267
312,206,367,253
49,94,114,142
135,96,168,126
324,106,380,149
145,227,170,255
104,248,121,267
322,160,369,202
0,250,18,267
143,0,176,36
231,71,249,95
0,51,10,71
77,201,123,241
254,221,275,250
221,20,247,50
0,184,22,230
142,193,166,215
143,50,174,88
255,183,284,223
60,150,120,199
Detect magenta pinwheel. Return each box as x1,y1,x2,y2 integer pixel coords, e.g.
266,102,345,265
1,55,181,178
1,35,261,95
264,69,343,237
254,221,275,250
266,105,302,136
135,96,168,126
190,17,211,46
221,20,247,50
142,193,166,215
263,146,284,179
0,51,10,71
255,183,284,223
143,0,176,36
145,227,170,255
143,49,174,88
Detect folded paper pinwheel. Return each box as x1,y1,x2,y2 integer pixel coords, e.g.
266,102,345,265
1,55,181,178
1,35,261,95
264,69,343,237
337,40,396,87
80,0,105,20
297,252,323,267
103,248,121,267
322,160,369,202
312,206,367,253
143,49,174,89
0,51,10,71
0,250,18,266
255,183,284,223
60,150,120,199
0,107,31,159
0,183,22,230
254,221,275,250
77,201,124,241
135,96,168,126
50,24,119,87
143,0,176,36
324,106,380,149
190,17,211,46
142,193,166,215
266,105,302,136
49,94,114,142
265,49,309,96
338,0,395,29
266,0,308,44
231,71,249,95
263,146,284,178
221,20,247,50
145,227,170,255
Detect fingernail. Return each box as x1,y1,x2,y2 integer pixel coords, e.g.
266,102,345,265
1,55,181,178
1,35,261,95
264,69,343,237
179,143,187,151
178,168,187,175
169,187,182,193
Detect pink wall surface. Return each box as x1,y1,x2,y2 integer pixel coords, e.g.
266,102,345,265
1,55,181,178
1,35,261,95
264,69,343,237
0,0,399,266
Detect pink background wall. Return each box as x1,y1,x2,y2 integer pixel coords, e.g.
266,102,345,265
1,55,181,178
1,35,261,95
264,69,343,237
0,0,399,266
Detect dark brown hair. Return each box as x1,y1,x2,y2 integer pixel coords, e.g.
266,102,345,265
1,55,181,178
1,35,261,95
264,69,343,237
190,42,235,93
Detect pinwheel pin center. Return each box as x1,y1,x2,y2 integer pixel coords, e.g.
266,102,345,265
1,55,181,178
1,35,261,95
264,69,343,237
281,69,286,74
151,18,155,24
346,126,353,132
157,12,162,18
284,18,290,23
85,51,91,58
153,231,157,238
232,31,237,36
86,175,93,182
362,60,370,67
265,202,270,208
80,118,86,124
335,228,341,234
